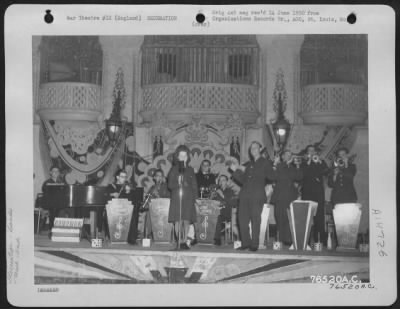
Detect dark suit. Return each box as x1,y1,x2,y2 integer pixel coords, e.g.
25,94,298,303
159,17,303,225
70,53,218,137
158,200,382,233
328,164,357,205
213,187,237,241
196,172,216,193
301,160,328,243
232,157,275,248
270,163,303,244
41,178,73,227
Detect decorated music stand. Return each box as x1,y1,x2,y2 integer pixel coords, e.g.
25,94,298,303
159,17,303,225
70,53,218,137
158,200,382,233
149,198,172,243
257,204,276,249
287,200,318,250
195,199,221,244
106,198,134,244
333,203,362,251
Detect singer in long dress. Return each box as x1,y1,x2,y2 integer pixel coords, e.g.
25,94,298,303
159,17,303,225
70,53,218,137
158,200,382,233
167,145,198,249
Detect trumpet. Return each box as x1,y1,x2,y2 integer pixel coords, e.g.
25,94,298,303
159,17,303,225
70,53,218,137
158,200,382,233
293,156,302,165
334,157,345,168
312,155,320,163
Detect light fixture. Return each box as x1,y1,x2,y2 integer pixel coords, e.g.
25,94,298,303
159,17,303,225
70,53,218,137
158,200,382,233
270,68,291,153
105,68,126,145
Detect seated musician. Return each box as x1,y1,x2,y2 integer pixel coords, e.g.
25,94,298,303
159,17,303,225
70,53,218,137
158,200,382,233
143,169,170,239
148,169,170,198
101,169,133,238
42,166,64,192
212,175,237,246
108,169,132,199
196,159,217,198
42,166,74,221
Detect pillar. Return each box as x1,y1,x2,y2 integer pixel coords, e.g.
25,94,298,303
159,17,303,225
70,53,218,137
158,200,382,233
257,35,304,125
99,36,144,122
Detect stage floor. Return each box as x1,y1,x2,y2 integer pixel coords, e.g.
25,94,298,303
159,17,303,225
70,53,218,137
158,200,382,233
34,233,369,284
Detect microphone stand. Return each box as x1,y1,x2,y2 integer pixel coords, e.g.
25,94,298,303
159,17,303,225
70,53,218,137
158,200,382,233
177,173,183,250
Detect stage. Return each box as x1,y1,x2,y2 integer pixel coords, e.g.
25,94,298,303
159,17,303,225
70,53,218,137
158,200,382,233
34,234,369,284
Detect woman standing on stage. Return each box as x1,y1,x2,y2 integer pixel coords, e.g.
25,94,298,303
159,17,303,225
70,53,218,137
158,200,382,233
271,150,303,246
230,141,276,252
167,145,198,250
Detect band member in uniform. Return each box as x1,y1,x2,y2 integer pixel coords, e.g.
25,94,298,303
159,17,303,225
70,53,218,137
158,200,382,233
301,145,329,244
230,141,275,251
103,169,134,239
148,169,170,198
108,169,132,199
271,150,303,246
143,169,170,239
328,147,357,205
42,166,72,230
167,145,198,250
212,175,238,246
42,166,64,192
196,159,217,198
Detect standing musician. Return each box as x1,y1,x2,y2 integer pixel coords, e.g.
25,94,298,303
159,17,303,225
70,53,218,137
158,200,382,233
270,150,303,246
230,141,276,252
301,145,329,245
328,147,357,206
167,145,198,250
212,175,238,246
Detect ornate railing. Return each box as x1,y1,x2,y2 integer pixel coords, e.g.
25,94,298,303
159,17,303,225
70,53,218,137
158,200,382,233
300,83,367,124
142,83,258,111
140,83,259,124
37,82,102,121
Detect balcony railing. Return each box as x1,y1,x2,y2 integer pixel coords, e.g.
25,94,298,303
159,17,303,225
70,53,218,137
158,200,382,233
300,83,367,125
140,83,259,124
37,82,102,121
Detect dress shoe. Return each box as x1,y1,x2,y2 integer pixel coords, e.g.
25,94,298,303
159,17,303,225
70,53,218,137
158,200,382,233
237,246,249,250
214,239,222,246
191,238,198,246
180,243,190,250
249,246,258,252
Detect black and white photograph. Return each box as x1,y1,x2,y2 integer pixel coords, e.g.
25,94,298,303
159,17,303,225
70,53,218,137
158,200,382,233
5,4,396,307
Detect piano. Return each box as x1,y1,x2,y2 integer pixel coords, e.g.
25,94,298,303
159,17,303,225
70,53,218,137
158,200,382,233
43,185,143,243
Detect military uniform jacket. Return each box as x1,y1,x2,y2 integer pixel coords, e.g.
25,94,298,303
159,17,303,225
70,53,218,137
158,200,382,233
148,182,170,198
270,163,303,205
328,163,357,205
196,172,217,189
301,160,328,201
232,157,275,202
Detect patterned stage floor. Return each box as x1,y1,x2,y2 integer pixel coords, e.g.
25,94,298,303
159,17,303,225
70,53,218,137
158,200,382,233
35,235,369,284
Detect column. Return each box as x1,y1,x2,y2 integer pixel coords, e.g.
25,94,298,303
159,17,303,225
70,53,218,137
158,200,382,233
99,36,144,122
257,35,304,124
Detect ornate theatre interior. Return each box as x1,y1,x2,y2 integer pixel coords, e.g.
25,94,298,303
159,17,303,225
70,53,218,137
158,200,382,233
32,34,368,232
